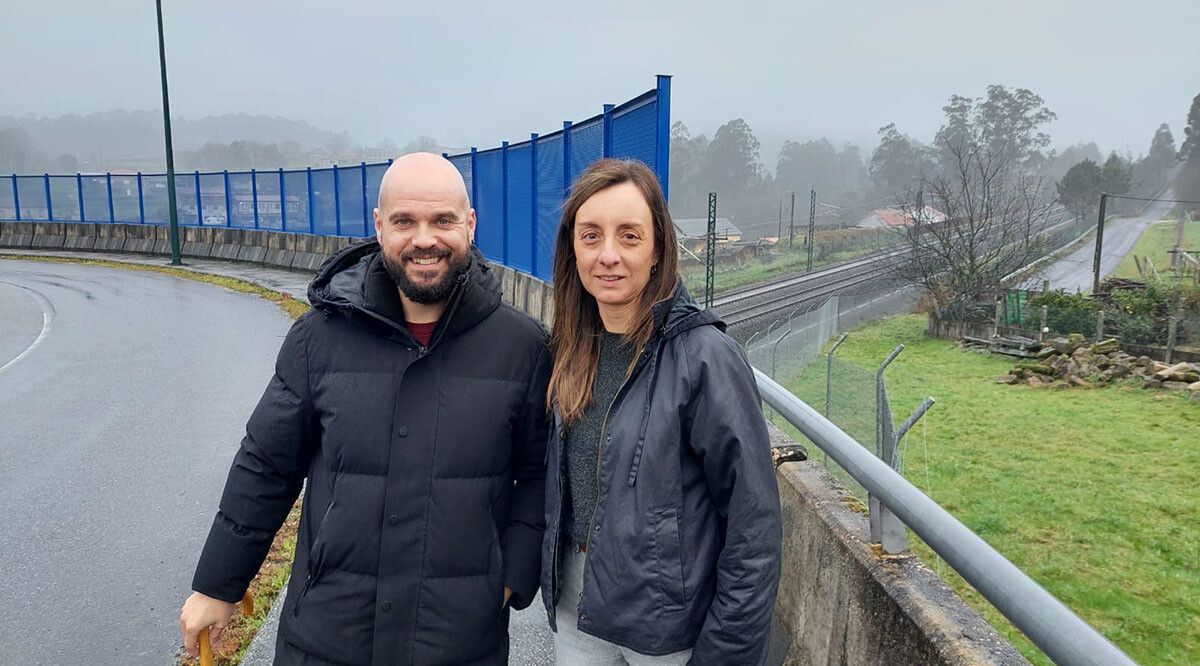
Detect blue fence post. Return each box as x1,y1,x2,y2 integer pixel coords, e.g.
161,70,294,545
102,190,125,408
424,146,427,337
251,169,260,229
12,175,21,221
333,165,342,236
501,141,509,263
43,173,53,221
529,133,539,278
106,172,115,223
655,74,672,201
469,148,478,229
223,170,232,227
602,104,614,158
562,121,573,198
279,168,287,231
360,162,369,237
76,173,85,221
137,172,145,224
194,171,203,226
306,167,315,234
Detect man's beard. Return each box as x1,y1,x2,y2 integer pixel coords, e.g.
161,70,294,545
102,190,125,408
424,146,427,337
382,247,470,305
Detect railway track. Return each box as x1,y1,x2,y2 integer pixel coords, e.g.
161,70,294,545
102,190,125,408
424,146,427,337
714,248,906,328
712,208,1076,330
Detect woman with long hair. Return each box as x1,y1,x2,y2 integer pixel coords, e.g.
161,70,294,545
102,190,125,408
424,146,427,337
541,159,782,665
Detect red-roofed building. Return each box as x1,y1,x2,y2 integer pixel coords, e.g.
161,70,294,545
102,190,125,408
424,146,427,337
856,206,947,229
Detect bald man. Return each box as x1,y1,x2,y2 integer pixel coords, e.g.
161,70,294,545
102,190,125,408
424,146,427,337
181,153,552,665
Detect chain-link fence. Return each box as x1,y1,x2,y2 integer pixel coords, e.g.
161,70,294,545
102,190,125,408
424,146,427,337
745,294,935,521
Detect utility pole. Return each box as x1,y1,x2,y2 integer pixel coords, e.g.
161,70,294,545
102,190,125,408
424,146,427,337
705,192,717,308
1092,193,1108,294
155,0,182,265
788,191,796,248
777,197,783,240
807,189,816,272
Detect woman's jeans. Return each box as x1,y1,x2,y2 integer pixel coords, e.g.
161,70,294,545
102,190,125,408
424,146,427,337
552,548,694,665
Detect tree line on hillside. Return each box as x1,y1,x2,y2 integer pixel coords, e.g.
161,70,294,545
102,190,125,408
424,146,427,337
669,85,1191,231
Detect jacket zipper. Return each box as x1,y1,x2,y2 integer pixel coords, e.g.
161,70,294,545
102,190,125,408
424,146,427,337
294,498,337,616
419,277,465,356
550,416,564,612
577,343,654,613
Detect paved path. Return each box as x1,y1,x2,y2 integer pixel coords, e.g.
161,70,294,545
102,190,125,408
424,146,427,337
0,258,292,664
0,250,554,664
1026,194,1177,292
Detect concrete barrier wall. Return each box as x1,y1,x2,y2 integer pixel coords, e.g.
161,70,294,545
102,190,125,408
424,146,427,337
0,221,359,275
0,219,1026,664
766,429,1027,665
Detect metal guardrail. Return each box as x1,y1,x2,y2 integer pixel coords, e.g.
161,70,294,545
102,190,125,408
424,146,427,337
754,368,1138,666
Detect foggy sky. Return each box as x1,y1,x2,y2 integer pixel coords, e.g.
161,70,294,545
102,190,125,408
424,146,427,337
2,0,1198,159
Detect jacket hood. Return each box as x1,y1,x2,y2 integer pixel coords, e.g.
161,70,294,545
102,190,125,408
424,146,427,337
650,280,726,341
307,241,502,345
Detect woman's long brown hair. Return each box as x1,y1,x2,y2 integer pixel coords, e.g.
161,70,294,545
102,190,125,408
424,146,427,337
548,159,680,423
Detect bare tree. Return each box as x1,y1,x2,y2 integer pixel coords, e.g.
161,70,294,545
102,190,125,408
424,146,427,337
894,139,1056,320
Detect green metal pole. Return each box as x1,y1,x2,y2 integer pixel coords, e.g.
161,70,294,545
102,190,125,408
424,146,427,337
156,0,182,265
705,192,717,308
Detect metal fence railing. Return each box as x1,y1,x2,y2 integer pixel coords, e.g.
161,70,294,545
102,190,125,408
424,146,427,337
0,77,671,283
756,369,1138,665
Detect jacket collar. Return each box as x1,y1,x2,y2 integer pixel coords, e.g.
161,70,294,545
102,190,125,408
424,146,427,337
650,279,725,341
308,241,501,346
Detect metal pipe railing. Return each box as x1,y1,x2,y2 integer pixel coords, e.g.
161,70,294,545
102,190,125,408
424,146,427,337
754,368,1137,666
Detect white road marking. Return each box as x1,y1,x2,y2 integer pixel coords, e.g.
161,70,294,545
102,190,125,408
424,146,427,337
0,280,54,374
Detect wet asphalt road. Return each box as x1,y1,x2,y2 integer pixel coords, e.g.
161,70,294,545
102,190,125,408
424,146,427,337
0,259,292,664
1027,194,1177,292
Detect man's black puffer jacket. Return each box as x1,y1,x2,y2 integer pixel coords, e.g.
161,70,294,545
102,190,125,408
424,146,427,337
192,242,551,665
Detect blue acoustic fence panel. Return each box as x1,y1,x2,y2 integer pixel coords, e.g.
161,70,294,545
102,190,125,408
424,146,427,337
309,168,337,235
0,178,14,218
567,119,604,187
16,176,47,220
0,82,669,275
337,166,368,237
49,176,81,221
534,134,564,282
612,99,658,174
111,175,141,222
282,171,310,232
473,149,504,262
198,173,226,226
448,154,472,206
227,172,255,228
364,163,388,234
82,176,109,222
255,172,282,230
505,143,534,273
141,175,169,224
174,175,199,226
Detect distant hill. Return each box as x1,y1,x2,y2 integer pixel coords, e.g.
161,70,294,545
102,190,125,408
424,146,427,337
0,110,340,170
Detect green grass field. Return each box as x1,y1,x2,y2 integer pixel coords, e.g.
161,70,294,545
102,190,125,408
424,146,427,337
777,315,1199,665
1113,217,1200,281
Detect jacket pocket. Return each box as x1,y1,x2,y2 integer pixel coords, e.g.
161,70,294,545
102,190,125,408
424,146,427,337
293,497,336,617
650,508,687,611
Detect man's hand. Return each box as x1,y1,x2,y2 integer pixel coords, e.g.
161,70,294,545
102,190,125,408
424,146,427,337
179,591,237,657
502,586,513,608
